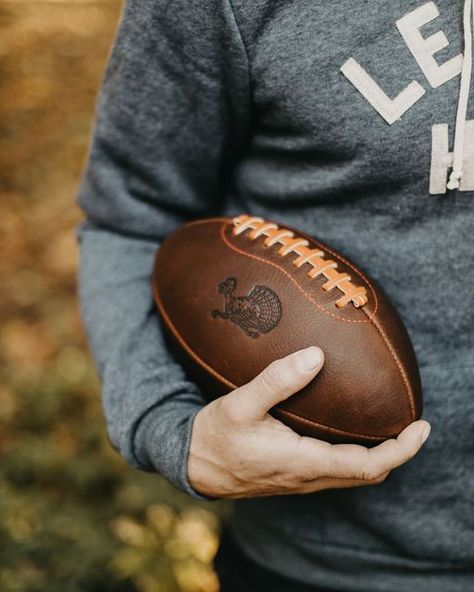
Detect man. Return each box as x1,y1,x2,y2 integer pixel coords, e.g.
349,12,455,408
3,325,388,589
76,0,474,590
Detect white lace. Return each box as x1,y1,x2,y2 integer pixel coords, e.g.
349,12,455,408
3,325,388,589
447,0,474,190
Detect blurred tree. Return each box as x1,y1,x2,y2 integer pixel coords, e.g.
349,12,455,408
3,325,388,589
0,2,223,590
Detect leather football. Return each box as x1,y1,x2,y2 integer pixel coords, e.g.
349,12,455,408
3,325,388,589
152,214,423,445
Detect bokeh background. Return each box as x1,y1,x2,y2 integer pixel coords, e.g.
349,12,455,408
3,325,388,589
0,1,224,590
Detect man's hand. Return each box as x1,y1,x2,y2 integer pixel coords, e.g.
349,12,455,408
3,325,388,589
188,346,431,498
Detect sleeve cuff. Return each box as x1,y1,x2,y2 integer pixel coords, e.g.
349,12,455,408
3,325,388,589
133,401,217,501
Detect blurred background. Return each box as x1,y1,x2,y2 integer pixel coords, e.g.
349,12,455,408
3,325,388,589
0,1,223,590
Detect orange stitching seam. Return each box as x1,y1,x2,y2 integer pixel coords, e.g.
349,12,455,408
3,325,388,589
152,282,236,390
221,219,413,417
154,217,414,434
306,224,414,417
274,407,391,441
233,215,369,308
221,222,377,324
367,313,416,420
154,281,391,440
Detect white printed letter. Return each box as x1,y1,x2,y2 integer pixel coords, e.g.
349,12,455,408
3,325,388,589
340,57,425,125
396,2,463,89
430,121,474,194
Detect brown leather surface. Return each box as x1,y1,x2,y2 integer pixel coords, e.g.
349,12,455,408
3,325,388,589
152,216,423,445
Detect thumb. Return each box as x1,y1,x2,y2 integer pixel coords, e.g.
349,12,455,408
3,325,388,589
231,346,324,419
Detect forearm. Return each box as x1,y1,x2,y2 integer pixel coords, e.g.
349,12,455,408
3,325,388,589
75,0,250,497
77,221,207,496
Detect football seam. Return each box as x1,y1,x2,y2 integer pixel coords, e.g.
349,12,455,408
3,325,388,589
366,312,416,421
219,219,416,422
273,407,392,441
152,282,236,390
304,218,416,420
152,282,400,441
220,221,377,324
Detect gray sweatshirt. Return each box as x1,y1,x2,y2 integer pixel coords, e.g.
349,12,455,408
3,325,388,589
76,0,474,589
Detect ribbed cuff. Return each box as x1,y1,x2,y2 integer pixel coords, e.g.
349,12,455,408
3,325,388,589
133,401,216,501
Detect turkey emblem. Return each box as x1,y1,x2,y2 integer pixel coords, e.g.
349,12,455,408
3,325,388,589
211,277,282,339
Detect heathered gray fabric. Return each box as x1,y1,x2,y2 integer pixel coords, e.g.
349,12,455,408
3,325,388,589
76,0,474,589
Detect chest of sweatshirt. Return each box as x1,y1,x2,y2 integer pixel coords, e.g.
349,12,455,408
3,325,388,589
229,0,474,218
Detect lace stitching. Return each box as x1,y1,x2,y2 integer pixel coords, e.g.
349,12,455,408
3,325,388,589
232,215,368,309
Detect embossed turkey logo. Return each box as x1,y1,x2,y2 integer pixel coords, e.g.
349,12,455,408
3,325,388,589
211,277,282,338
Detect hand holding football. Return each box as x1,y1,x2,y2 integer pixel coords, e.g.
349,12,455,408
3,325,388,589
152,214,423,445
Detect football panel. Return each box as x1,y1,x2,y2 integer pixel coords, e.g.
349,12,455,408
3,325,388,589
154,219,414,439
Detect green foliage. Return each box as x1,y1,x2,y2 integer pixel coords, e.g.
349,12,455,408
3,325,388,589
0,362,223,592
0,2,224,590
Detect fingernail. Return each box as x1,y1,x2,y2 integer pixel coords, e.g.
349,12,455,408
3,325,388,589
295,346,323,372
420,424,431,444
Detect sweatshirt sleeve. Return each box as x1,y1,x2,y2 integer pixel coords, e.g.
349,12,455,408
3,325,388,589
75,0,250,498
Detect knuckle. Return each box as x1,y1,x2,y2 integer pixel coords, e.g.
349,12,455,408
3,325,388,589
368,464,388,482
291,441,319,483
359,461,381,482
373,472,389,484
297,469,319,483
403,438,421,458
220,396,244,424
260,361,285,395
293,462,316,483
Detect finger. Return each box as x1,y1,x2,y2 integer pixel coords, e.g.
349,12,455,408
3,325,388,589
364,420,431,478
228,346,324,419
245,472,391,499
296,420,431,481
300,472,391,494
